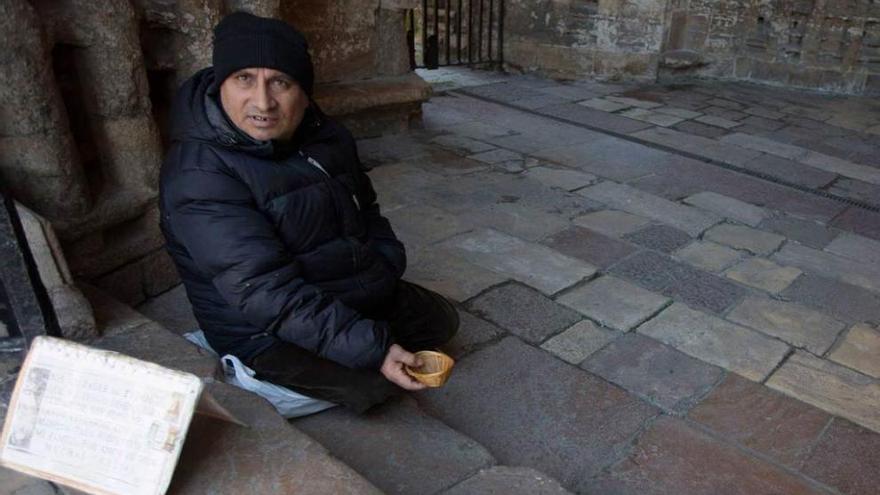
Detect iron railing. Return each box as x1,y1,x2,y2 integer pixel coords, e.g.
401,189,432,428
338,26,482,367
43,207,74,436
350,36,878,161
414,0,504,69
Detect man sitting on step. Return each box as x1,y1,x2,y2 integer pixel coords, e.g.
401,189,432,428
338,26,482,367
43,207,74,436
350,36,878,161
159,12,459,413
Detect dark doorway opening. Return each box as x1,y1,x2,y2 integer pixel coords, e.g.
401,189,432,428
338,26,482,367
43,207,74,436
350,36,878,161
410,0,504,69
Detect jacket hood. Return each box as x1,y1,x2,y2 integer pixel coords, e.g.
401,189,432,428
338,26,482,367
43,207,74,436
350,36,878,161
169,67,324,159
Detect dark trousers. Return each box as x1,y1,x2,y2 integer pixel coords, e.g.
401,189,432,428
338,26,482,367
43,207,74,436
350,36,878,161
246,281,459,413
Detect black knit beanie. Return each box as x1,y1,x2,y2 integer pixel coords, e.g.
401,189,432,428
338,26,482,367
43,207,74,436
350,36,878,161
212,12,314,95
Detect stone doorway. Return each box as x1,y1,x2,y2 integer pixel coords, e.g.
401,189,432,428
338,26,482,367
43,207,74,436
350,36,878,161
413,0,504,70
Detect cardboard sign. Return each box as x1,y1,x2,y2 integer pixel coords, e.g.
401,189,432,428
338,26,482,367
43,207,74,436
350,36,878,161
0,336,244,495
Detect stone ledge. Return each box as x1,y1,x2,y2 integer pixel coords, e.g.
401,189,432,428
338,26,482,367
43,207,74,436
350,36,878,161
315,73,432,123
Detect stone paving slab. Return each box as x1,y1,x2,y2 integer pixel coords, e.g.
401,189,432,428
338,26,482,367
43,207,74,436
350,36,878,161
466,282,582,344
766,351,880,433
572,209,652,237
673,120,730,138
610,251,747,315
740,154,837,189
441,466,572,495
623,224,692,254
536,103,656,133
540,320,617,365
688,373,831,469
827,323,880,379
704,224,785,255
578,97,630,112
620,107,686,127
727,297,845,355
683,192,768,227
439,229,596,295
522,166,597,191
638,303,790,381
724,257,802,294
444,310,505,359
694,114,742,129
417,337,660,493
431,134,496,154
293,396,495,495
540,226,639,269
632,127,761,166
830,207,880,242
532,138,674,182
781,274,880,325
404,247,509,303
772,243,880,294
454,200,571,242
579,182,721,236
558,276,669,332
824,232,880,267
800,418,880,495
828,178,880,208
383,204,473,248
585,416,828,495
673,241,745,273
759,216,839,249
583,333,724,413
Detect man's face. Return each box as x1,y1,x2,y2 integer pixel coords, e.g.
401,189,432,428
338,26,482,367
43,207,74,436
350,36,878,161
219,67,308,142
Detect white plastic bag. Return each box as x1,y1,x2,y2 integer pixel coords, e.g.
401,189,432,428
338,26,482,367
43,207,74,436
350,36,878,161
184,330,336,418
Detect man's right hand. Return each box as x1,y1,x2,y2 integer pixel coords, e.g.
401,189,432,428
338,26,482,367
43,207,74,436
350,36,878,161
380,344,427,391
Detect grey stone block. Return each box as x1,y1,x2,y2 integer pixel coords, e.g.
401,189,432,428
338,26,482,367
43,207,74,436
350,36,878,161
540,226,638,269
535,103,654,133
558,276,669,332
772,243,880,294
582,333,724,413
418,338,659,492
540,320,617,365
741,154,837,189
444,310,504,359
760,216,839,249
431,134,496,154
632,127,761,167
624,224,692,253
468,148,523,164
727,297,846,355
724,258,802,294
638,303,790,382
405,246,508,303
524,166,596,191
782,274,880,325
825,233,880,267
673,241,745,272
610,251,747,315
831,207,880,242
673,120,729,139
441,466,572,495
466,282,582,344
683,192,768,227
705,224,785,255
572,210,652,237
294,396,494,495
532,138,674,182
828,178,880,209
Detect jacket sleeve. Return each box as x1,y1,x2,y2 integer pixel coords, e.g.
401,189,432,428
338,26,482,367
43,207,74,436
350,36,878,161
165,166,390,369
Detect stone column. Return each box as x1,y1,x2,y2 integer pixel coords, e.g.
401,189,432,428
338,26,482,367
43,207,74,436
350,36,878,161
0,1,91,221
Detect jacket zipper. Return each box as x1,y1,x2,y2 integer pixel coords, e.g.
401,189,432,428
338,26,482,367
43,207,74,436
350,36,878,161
301,152,361,210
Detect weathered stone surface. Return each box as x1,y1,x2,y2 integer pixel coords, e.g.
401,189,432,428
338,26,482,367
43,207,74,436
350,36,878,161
605,96,663,109
801,418,880,495
773,243,880,294
673,241,744,273
137,284,199,336
384,204,473,247
673,120,729,138
441,466,572,495
466,282,582,344
431,134,496,155
418,337,659,492
468,148,523,164
578,98,630,112
405,246,508,303
572,210,652,237
559,276,669,332
623,224,692,253
828,324,880,379
620,108,686,127
540,226,638,269
782,274,880,325
579,182,721,236
638,303,790,381
801,151,880,186
767,351,880,433
536,103,654,133
540,320,617,365
704,224,785,255
610,251,747,314
759,216,839,249
742,154,838,189
632,127,762,166
585,417,826,495
533,138,674,182
444,310,504,359
689,374,831,469
172,383,381,495
523,166,596,191
683,192,768,227
439,229,596,295
830,207,880,242
828,178,880,208
825,233,880,267
293,396,494,495
694,114,742,129
655,106,702,119
727,297,845,355
583,333,724,413
724,258,802,294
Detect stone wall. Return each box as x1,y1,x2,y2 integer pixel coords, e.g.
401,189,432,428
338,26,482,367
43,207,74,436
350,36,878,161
0,0,428,307
503,0,880,95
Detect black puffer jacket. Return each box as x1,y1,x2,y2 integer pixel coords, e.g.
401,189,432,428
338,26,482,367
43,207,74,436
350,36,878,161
159,68,405,369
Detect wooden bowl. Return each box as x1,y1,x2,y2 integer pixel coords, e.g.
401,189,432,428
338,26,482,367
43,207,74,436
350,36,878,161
405,350,455,387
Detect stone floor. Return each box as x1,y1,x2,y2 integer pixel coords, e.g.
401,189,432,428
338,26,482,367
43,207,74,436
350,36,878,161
121,69,880,494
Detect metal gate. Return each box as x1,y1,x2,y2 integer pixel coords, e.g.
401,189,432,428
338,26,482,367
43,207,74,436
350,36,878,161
411,0,504,69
